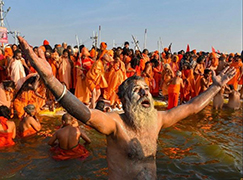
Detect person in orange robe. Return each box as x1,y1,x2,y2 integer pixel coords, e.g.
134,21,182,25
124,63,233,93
13,74,45,118
161,63,174,99
75,47,94,104
170,55,179,75
193,56,205,97
97,42,108,60
205,53,219,71
167,71,184,110
142,49,150,63
164,53,172,64
86,54,112,108
48,113,91,160
57,49,73,90
142,61,155,92
0,49,7,83
13,90,37,119
126,57,141,78
2,46,14,81
199,69,212,94
152,59,163,96
227,54,243,91
47,50,59,78
181,63,194,103
19,104,41,137
103,51,126,108
0,105,16,147
123,49,132,65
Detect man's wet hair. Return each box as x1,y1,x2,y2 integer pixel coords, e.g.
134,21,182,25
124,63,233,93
62,113,73,122
0,105,10,119
24,104,35,115
117,76,144,99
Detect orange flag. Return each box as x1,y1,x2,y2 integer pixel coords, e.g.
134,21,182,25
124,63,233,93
212,46,216,53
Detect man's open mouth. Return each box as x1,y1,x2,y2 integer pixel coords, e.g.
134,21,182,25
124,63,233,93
141,99,150,108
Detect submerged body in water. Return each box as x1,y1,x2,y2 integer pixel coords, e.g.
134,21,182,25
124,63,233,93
0,103,242,179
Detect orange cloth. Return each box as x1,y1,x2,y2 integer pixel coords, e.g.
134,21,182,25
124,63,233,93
0,117,15,147
142,53,150,63
0,132,15,147
4,47,13,58
103,61,126,105
181,69,194,102
43,40,49,45
98,49,108,60
100,42,107,49
50,144,89,160
19,126,37,138
126,65,141,78
124,55,131,65
86,59,108,92
167,84,180,110
14,90,37,119
58,56,72,89
0,55,7,82
142,63,154,91
227,60,243,90
90,49,96,58
161,72,173,96
151,64,163,96
0,116,8,130
75,58,93,104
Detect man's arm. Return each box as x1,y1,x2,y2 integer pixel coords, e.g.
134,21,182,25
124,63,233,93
159,67,236,129
48,132,57,147
30,117,41,132
80,129,91,144
18,36,117,136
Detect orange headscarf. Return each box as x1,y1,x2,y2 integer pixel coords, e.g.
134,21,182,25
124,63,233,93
4,46,13,58
81,47,90,57
90,49,96,58
100,42,107,49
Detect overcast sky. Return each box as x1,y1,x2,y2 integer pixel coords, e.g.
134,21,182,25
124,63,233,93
3,0,242,53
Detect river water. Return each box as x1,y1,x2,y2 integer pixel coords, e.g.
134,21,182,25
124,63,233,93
0,103,242,180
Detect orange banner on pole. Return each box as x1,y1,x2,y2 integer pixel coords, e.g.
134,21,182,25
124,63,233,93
0,27,8,44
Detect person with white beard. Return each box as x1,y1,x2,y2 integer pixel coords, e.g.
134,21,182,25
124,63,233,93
18,36,236,180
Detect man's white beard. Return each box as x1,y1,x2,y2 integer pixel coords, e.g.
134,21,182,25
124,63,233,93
124,96,157,130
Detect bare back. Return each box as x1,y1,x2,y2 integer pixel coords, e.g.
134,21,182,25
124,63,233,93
0,121,16,138
56,125,81,150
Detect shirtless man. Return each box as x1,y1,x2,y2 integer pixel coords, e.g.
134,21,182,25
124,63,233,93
18,36,236,179
213,86,226,110
200,69,212,94
19,104,41,137
48,113,91,149
227,85,241,110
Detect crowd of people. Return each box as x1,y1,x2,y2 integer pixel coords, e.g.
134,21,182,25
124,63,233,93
0,39,242,155
0,36,240,179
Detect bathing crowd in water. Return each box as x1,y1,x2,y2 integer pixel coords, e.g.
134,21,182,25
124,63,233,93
0,40,242,160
